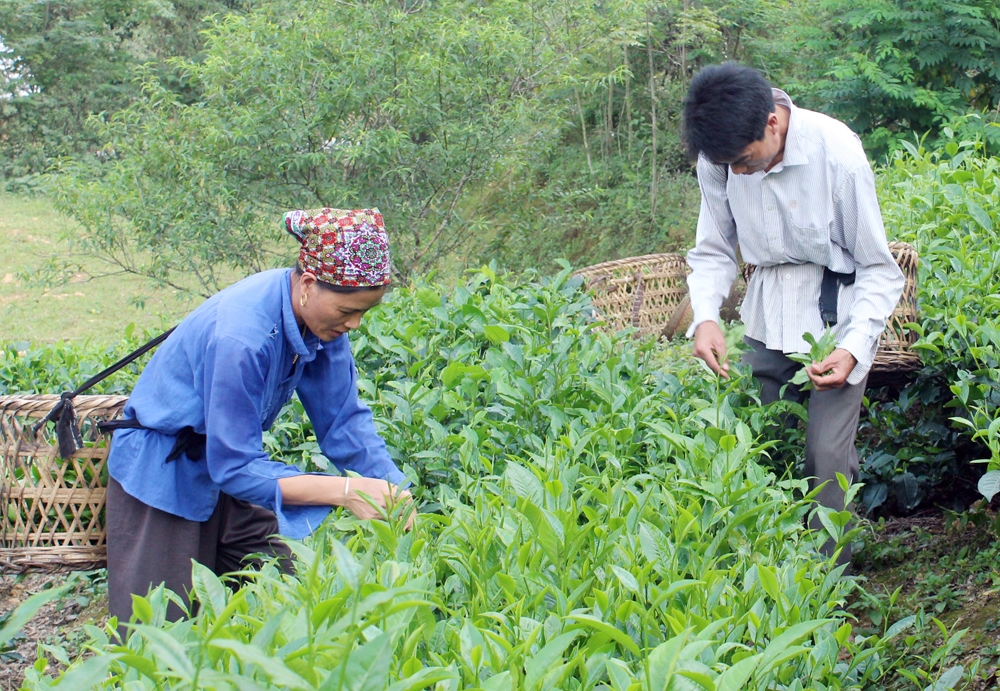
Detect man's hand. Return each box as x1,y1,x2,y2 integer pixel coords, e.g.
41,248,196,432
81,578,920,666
807,348,857,391
344,478,415,529
692,321,729,378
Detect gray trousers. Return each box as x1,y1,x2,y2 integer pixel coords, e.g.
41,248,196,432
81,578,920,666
106,477,291,628
742,337,867,566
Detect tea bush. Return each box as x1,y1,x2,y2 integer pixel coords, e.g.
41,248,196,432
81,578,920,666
0,324,153,397
866,127,1000,508
4,266,961,690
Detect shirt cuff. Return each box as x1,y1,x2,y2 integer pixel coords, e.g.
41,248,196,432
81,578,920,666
234,459,307,513
684,310,721,339
838,329,877,386
273,482,334,540
385,465,407,486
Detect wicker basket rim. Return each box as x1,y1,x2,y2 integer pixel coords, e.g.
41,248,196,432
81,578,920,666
574,252,687,277
0,394,129,419
573,243,921,373
574,242,917,276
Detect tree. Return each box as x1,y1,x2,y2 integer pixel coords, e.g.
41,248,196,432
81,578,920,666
52,0,584,292
795,0,1000,156
0,0,245,183
489,0,802,268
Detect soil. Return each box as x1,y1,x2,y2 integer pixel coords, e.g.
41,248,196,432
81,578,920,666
852,507,1000,689
0,571,108,690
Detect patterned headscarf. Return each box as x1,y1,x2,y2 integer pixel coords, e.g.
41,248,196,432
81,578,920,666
284,208,391,287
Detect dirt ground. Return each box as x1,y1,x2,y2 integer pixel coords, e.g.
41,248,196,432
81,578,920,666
852,508,1000,689
0,571,108,690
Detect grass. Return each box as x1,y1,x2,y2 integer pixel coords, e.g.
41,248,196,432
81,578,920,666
0,192,196,343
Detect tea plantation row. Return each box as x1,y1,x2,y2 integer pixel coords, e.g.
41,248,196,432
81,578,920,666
3,136,996,688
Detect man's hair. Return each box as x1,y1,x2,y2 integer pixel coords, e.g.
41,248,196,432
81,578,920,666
683,63,775,163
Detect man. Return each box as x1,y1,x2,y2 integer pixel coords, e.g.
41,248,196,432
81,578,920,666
682,63,903,567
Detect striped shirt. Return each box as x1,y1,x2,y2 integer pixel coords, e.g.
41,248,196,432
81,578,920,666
685,89,904,385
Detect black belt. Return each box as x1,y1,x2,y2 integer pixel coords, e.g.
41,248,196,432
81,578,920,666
819,268,856,326
97,419,206,463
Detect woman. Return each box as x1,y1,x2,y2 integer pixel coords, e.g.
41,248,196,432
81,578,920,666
105,208,409,626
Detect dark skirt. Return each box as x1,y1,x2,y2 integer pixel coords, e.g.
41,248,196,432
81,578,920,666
106,477,292,631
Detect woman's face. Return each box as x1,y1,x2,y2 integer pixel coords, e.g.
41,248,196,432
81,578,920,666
298,274,387,341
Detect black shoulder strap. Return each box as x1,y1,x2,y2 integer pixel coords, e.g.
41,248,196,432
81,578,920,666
33,327,176,456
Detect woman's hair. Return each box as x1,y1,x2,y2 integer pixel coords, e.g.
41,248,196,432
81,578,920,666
293,265,389,294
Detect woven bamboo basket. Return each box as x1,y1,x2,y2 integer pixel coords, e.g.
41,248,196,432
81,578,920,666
574,253,693,338
873,242,920,373
575,241,920,373
1,394,127,573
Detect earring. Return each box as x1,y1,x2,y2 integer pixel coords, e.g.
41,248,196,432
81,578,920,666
300,291,308,308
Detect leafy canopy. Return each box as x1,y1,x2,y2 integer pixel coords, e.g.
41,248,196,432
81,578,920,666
52,0,587,293
0,0,245,183
798,0,1000,156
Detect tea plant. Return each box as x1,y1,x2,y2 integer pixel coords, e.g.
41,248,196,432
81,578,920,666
787,329,838,392
875,125,1000,506
7,266,969,690
0,323,155,397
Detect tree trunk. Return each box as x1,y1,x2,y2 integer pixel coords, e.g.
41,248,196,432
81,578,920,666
575,87,594,175
646,15,658,225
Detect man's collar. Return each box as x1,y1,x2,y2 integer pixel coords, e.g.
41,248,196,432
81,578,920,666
773,88,808,168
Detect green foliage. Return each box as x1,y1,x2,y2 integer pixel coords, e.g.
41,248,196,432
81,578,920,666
0,0,245,185
0,324,155,396
2,265,970,689
2,0,824,279
43,0,818,290
12,0,1000,280
787,329,837,392
856,373,965,515
796,0,1000,157
494,0,803,267
50,0,587,293
866,128,1000,506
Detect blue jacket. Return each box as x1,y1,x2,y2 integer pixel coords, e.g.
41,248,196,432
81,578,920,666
107,269,404,539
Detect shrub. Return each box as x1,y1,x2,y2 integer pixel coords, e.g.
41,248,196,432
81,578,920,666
866,127,1000,507
6,265,953,689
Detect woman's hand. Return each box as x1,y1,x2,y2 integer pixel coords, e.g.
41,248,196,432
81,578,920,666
277,474,416,529
343,477,415,528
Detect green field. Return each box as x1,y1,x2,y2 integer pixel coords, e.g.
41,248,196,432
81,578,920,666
0,193,196,343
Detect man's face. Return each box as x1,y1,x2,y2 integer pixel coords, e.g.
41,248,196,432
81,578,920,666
718,111,782,175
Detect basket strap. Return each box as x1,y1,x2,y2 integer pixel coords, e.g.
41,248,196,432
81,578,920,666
630,270,646,328
33,327,176,457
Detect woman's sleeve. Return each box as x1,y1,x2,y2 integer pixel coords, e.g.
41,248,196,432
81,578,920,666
202,334,332,538
296,335,406,485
